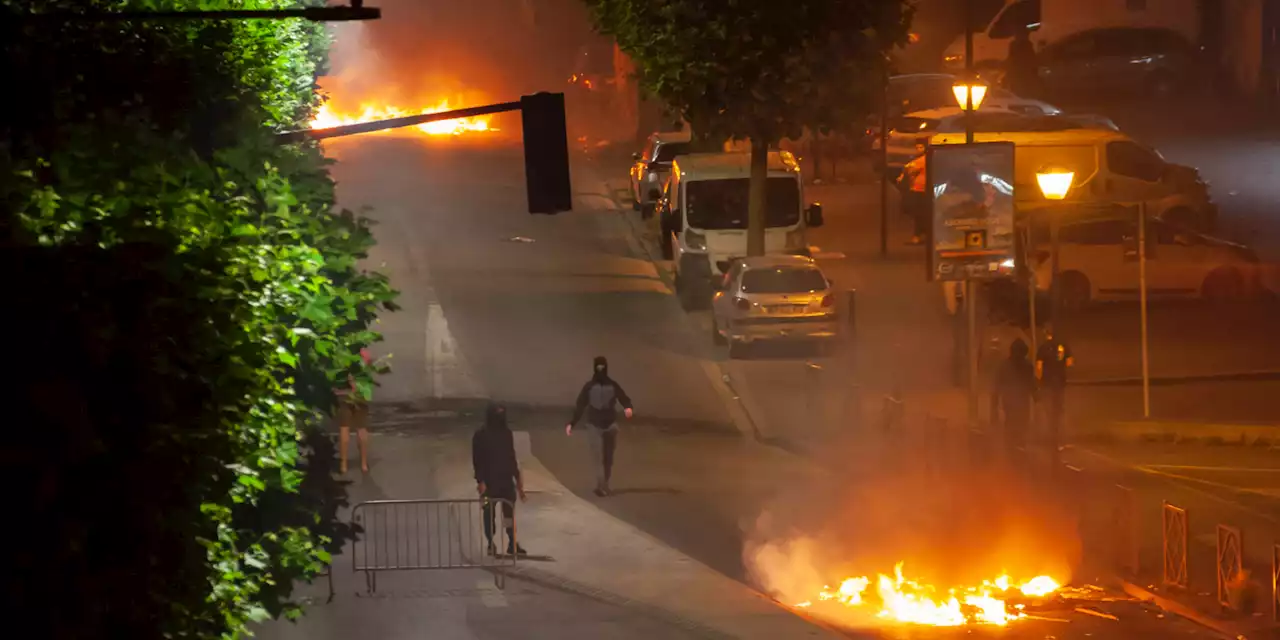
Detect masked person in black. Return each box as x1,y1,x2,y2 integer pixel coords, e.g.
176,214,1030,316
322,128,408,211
990,338,1037,454
565,356,633,497
1036,323,1073,456
472,403,527,556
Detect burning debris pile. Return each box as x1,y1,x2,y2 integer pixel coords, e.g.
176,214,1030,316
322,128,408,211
796,562,1060,627
743,446,1082,632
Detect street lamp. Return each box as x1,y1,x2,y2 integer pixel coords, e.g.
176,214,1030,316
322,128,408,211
1036,169,1074,201
1036,167,1074,331
951,82,988,113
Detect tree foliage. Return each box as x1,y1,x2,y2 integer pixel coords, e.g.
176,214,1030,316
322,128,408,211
582,0,913,254
2,1,396,637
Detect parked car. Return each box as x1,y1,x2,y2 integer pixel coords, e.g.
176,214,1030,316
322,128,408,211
1037,27,1204,100
1028,216,1262,309
630,130,692,211
710,255,840,357
874,107,1116,176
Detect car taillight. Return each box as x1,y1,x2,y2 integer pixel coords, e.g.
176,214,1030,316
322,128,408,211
820,294,834,308
734,297,751,311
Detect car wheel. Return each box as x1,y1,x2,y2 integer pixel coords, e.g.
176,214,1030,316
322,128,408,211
711,317,727,346
1203,268,1246,304
1058,271,1091,313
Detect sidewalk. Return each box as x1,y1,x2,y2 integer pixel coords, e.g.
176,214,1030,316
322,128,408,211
254,427,841,640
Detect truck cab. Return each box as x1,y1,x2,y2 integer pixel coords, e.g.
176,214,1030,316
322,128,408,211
655,151,824,310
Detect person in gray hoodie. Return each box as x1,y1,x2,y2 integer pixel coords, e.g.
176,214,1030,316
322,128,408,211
565,356,633,497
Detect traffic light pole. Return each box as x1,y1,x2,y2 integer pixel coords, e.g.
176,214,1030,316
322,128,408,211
963,0,980,428
277,101,521,143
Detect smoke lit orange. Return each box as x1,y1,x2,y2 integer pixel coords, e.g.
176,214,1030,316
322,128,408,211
310,99,495,136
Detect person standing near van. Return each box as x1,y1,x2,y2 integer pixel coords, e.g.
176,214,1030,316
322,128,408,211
990,338,1036,454
1006,26,1040,98
898,143,929,245
565,356,633,497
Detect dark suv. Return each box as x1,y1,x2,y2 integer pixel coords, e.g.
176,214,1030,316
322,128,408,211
1038,27,1203,101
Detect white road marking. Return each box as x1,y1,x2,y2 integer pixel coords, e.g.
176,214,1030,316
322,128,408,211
425,302,486,400
1144,464,1280,473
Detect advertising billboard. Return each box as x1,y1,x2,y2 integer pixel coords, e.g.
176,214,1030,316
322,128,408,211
926,141,1017,282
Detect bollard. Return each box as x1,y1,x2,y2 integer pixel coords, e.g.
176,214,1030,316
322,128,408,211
843,289,857,329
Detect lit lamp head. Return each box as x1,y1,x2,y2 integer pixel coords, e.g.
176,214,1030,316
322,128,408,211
1036,167,1075,201
951,81,988,111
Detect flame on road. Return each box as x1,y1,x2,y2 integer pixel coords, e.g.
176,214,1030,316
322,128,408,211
798,562,1060,627
310,99,495,136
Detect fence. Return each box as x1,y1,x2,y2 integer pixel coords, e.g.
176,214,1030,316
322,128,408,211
350,498,517,593
885,406,1274,621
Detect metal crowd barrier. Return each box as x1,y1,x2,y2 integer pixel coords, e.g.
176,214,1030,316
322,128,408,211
1162,503,1188,590
350,498,517,593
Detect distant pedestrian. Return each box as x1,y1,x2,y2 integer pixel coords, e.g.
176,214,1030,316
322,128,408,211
565,356,634,497
337,347,373,474
898,143,929,245
990,338,1037,454
1035,324,1073,452
472,403,527,556
1005,27,1040,98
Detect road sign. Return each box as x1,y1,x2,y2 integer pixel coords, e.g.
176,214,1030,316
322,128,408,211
926,141,1016,282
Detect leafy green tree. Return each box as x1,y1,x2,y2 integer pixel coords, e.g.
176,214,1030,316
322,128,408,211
583,0,913,255
3,1,396,637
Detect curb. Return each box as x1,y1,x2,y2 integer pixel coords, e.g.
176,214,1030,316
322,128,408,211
1072,369,1280,387
1119,578,1257,639
1077,419,1280,445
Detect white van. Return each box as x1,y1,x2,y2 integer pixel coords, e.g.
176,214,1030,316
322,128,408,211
929,128,1216,232
943,0,1200,70
656,152,824,310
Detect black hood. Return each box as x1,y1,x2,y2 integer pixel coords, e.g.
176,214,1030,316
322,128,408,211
592,355,609,381
1009,338,1029,361
484,402,509,430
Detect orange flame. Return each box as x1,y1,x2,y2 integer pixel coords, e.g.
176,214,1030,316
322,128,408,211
800,562,1060,627
310,99,496,136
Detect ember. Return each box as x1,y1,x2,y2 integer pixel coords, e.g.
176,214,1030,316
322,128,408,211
802,562,1060,627
310,99,495,136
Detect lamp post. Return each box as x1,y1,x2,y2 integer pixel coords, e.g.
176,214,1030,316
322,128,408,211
1036,168,1074,333
951,78,987,427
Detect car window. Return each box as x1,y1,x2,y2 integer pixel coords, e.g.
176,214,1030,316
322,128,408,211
654,142,690,163
989,0,1040,39
1107,141,1165,182
1060,219,1132,245
1048,31,1098,60
741,267,827,294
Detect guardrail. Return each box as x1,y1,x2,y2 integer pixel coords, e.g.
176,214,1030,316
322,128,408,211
891,408,1275,622
350,498,517,593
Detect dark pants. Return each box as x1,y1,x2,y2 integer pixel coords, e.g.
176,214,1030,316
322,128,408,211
905,190,930,237
1044,386,1065,432
482,487,515,548
587,425,619,489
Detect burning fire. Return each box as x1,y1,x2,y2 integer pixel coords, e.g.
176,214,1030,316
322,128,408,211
310,99,495,136
795,562,1060,627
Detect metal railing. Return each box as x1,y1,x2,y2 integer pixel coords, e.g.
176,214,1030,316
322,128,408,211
350,498,517,593
1217,525,1243,610
1162,503,1188,589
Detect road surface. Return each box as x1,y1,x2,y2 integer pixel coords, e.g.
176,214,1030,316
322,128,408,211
295,132,1233,638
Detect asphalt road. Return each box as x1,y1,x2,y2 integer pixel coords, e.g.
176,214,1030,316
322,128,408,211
319,132,1234,638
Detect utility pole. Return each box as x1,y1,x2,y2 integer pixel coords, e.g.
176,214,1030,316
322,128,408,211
1138,201,1151,418
879,56,890,258
964,0,979,428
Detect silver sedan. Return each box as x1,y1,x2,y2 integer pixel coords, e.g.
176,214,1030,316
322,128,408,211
710,255,840,358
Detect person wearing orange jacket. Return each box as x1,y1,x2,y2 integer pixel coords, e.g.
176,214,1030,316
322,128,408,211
898,142,929,245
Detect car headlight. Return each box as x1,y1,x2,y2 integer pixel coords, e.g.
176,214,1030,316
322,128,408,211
785,228,806,249
685,230,707,251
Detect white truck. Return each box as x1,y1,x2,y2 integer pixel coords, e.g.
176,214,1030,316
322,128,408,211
943,0,1201,71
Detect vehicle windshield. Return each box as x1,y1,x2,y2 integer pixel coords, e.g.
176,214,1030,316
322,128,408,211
685,177,801,230
742,267,827,294
654,142,691,163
